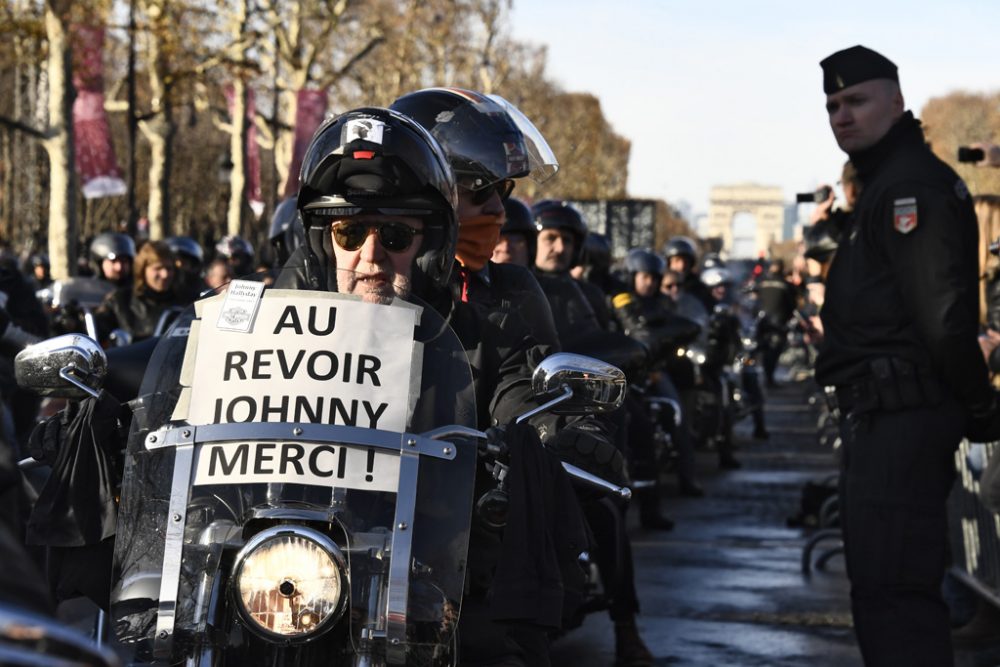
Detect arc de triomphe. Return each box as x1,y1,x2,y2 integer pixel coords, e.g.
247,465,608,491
707,184,784,258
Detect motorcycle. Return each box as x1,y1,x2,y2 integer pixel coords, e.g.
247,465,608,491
676,303,764,449
16,268,629,666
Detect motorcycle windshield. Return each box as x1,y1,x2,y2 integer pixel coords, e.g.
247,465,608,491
111,266,478,664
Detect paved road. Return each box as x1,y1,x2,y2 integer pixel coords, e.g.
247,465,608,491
552,378,1000,666
551,379,859,666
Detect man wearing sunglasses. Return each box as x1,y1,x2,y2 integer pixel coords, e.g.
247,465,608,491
390,89,561,345
328,215,425,304
392,91,660,666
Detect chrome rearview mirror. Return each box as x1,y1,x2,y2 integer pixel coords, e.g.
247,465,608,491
527,353,626,416
15,334,108,399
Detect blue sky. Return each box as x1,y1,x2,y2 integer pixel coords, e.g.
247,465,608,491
509,0,1000,219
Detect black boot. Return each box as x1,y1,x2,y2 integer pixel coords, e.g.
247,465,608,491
614,618,654,667
637,487,674,530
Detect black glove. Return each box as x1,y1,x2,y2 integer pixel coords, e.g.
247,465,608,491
966,392,1000,443
548,418,628,488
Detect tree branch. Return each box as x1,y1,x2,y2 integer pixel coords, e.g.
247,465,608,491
0,115,46,139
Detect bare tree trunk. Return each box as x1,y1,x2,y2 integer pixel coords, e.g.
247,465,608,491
43,0,76,280
144,102,174,239
141,3,176,240
227,77,248,237
274,86,297,195
225,0,250,237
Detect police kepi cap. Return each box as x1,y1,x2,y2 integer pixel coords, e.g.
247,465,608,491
820,45,898,94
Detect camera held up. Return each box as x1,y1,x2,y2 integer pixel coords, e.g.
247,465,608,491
796,185,833,204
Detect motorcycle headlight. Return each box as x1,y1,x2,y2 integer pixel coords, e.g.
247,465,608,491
232,526,347,641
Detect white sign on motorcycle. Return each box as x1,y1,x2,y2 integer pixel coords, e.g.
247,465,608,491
177,289,420,435
192,441,401,493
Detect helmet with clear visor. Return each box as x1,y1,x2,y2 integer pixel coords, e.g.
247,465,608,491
390,88,558,200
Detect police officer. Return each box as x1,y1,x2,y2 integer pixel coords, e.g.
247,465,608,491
815,45,1000,666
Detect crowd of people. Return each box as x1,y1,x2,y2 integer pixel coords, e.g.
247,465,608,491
1,41,1000,667
0,84,820,667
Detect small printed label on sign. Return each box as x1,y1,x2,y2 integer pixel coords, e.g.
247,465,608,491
217,280,266,332
192,441,400,493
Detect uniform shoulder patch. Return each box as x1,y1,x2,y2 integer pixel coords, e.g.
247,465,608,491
612,292,633,309
893,197,918,234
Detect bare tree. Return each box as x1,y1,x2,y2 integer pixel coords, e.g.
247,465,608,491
42,0,77,279
259,0,384,196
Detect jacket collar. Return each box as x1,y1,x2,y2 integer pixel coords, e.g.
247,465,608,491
848,110,925,180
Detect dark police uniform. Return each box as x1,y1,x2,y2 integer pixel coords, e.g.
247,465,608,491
816,46,999,667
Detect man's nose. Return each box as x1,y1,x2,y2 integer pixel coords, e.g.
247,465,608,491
359,228,384,262
831,106,852,126
481,189,504,216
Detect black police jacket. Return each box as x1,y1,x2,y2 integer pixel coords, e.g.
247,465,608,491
815,111,993,413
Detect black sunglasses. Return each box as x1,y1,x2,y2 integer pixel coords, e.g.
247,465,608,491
460,178,516,205
331,220,423,253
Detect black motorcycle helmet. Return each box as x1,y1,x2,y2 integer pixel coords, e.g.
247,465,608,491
165,236,204,266
296,107,458,293
269,197,306,266
663,236,698,276
215,235,255,275
215,235,254,261
532,200,588,267
389,88,558,199
580,233,611,276
500,197,537,260
89,233,136,278
625,247,666,277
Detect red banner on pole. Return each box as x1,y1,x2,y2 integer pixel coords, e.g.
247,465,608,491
284,89,328,198
71,25,126,199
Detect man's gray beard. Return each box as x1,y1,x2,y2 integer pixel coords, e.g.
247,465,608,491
337,272,411,305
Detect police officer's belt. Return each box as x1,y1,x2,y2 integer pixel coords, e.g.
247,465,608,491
835,357,945,415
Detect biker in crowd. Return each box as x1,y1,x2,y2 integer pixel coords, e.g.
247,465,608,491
165,236,206,303
89,232,136,290
612,248,706,494
753,258,798,387
94,240,189,342
214,234,256,277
